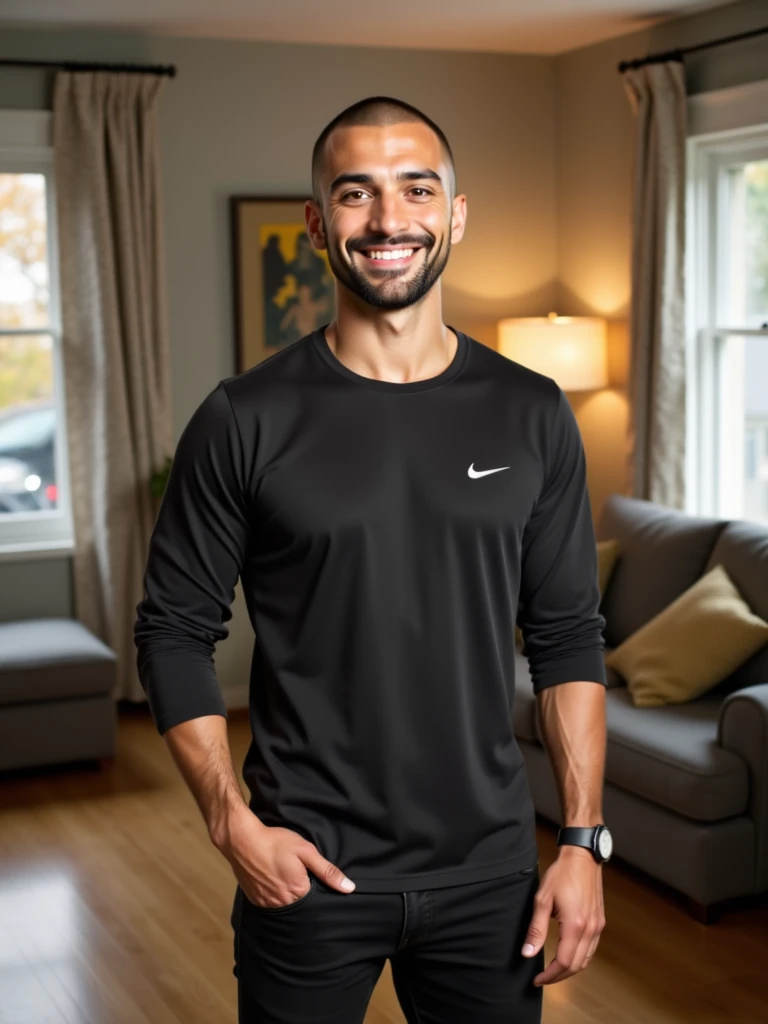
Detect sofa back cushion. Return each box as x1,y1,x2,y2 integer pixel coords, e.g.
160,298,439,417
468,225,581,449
703,519,768,695
595,495,725,647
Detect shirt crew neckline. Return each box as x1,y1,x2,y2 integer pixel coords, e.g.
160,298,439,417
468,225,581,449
311,323,469,394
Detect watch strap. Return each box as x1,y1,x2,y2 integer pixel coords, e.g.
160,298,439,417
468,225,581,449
557,826,599,850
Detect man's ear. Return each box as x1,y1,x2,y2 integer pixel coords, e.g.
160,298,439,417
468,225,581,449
450,193,467,245
305,198,327,250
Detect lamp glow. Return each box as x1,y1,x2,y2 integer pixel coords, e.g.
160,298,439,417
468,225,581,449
497,312,608,390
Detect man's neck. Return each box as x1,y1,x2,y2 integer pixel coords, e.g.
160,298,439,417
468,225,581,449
324,290,456,385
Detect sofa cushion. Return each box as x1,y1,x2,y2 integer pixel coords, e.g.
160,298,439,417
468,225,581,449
605,563,768,707
597,538,621,596
602,687,749,822
0,618,116,706
596,495,725,648
703,519,768,697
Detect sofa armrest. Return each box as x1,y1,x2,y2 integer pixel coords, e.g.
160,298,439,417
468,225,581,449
717,683,768,892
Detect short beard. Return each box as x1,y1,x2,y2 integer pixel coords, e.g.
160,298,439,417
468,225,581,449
325,225,451,311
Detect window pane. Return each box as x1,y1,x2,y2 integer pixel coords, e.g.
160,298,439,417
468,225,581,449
0,333,58,513
0,173,49,329
718,334,768,525
727,160,768,327
744,336,768,524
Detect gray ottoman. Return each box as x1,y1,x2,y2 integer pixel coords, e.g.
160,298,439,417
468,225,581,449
0,618,117,773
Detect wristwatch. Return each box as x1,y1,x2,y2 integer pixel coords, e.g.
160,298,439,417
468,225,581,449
557,825,613,864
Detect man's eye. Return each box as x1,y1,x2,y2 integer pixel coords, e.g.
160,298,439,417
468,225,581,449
343,190,368,200
410,188,432,197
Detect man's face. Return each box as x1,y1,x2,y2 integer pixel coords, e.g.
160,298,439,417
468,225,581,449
307,122,466,311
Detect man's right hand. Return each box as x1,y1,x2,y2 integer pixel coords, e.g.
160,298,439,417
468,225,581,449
213,804,356,908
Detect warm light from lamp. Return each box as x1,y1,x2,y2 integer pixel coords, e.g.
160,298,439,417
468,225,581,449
497,312,608,390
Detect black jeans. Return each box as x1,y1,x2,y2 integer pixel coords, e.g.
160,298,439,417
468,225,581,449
231,861,544,1023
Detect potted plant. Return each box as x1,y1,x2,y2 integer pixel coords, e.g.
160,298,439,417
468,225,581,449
150,455,173,500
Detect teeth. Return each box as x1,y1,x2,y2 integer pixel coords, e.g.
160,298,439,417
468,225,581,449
366,249,414,261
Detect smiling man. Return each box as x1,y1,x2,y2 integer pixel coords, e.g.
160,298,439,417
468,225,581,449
135,95,610,1024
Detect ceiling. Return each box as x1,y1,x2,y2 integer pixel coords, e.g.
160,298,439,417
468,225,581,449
0,0,741,56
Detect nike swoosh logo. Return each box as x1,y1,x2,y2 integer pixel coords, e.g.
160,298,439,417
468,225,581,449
468,463,510,478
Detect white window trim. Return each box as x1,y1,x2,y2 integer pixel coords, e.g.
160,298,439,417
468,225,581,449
685,80,768,520
0,110,74,559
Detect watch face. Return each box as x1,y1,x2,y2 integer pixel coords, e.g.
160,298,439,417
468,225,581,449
598,827,613,860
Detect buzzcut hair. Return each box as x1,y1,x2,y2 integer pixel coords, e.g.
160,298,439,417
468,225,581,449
311,95,456,202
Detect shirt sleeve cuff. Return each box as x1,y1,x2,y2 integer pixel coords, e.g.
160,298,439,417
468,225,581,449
530,650,607,695
155,699,229,737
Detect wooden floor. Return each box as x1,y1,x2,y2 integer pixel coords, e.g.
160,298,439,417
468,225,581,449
1,705,766,1024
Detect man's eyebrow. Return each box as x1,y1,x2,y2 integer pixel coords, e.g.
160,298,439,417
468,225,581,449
328,168,444,193
329,172,375,193
398,169,443,185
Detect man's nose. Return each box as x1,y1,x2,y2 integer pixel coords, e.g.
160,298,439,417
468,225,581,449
368,193,408,237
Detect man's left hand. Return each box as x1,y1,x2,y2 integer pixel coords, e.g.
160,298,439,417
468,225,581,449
521,846,606,986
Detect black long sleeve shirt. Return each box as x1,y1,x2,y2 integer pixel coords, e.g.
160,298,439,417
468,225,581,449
134,325,606,893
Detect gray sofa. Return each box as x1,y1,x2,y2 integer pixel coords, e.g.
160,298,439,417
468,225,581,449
514,494,768,921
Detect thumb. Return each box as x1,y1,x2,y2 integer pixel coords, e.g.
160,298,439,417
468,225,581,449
522,893,551,956
302,849,356,893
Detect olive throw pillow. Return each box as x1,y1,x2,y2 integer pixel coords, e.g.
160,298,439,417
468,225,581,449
604,562,768,708
515,539,620,647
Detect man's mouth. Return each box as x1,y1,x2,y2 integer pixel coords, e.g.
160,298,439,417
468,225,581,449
356,246,422,268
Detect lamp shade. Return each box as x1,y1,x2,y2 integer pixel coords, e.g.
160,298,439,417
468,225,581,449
497,312,608,390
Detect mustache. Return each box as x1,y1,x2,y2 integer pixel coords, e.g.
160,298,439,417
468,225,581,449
347,233,435,254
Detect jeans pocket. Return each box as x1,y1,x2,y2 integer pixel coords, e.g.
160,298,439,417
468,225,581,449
243,872,318,914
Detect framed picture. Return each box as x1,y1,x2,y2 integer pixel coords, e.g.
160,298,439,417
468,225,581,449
231,196,335,372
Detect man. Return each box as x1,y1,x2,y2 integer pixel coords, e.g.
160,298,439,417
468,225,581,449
134,95,610,1024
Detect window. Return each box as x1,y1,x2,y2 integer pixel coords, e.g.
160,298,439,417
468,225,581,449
687,81,768,526
0,111,73,558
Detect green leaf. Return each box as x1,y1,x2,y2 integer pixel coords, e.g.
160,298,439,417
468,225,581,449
149,455,173,499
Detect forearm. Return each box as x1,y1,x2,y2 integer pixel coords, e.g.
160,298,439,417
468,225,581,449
537,680,607,826
162,714,252,846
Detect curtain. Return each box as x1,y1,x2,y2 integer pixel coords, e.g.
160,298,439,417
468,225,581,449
621,60,687,508
53,71,174,702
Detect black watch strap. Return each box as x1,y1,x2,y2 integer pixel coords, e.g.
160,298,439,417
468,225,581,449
557,826,598,850
557,825,612,863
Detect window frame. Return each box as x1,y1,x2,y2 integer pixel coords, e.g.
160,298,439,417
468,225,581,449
685,81,768,522
0,110,74,561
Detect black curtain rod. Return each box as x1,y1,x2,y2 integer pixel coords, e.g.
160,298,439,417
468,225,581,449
0,57,176,77
618,23,768,72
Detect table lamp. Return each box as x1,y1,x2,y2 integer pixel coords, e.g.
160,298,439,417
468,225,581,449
497,312,608,390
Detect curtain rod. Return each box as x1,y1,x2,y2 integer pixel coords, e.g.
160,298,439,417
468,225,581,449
617,23,768,72
0,57,176,77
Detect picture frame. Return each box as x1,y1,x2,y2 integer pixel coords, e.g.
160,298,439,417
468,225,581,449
230,196,335,373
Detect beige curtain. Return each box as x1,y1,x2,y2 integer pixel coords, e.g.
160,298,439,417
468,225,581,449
621,60,687,508
53,71,173,702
